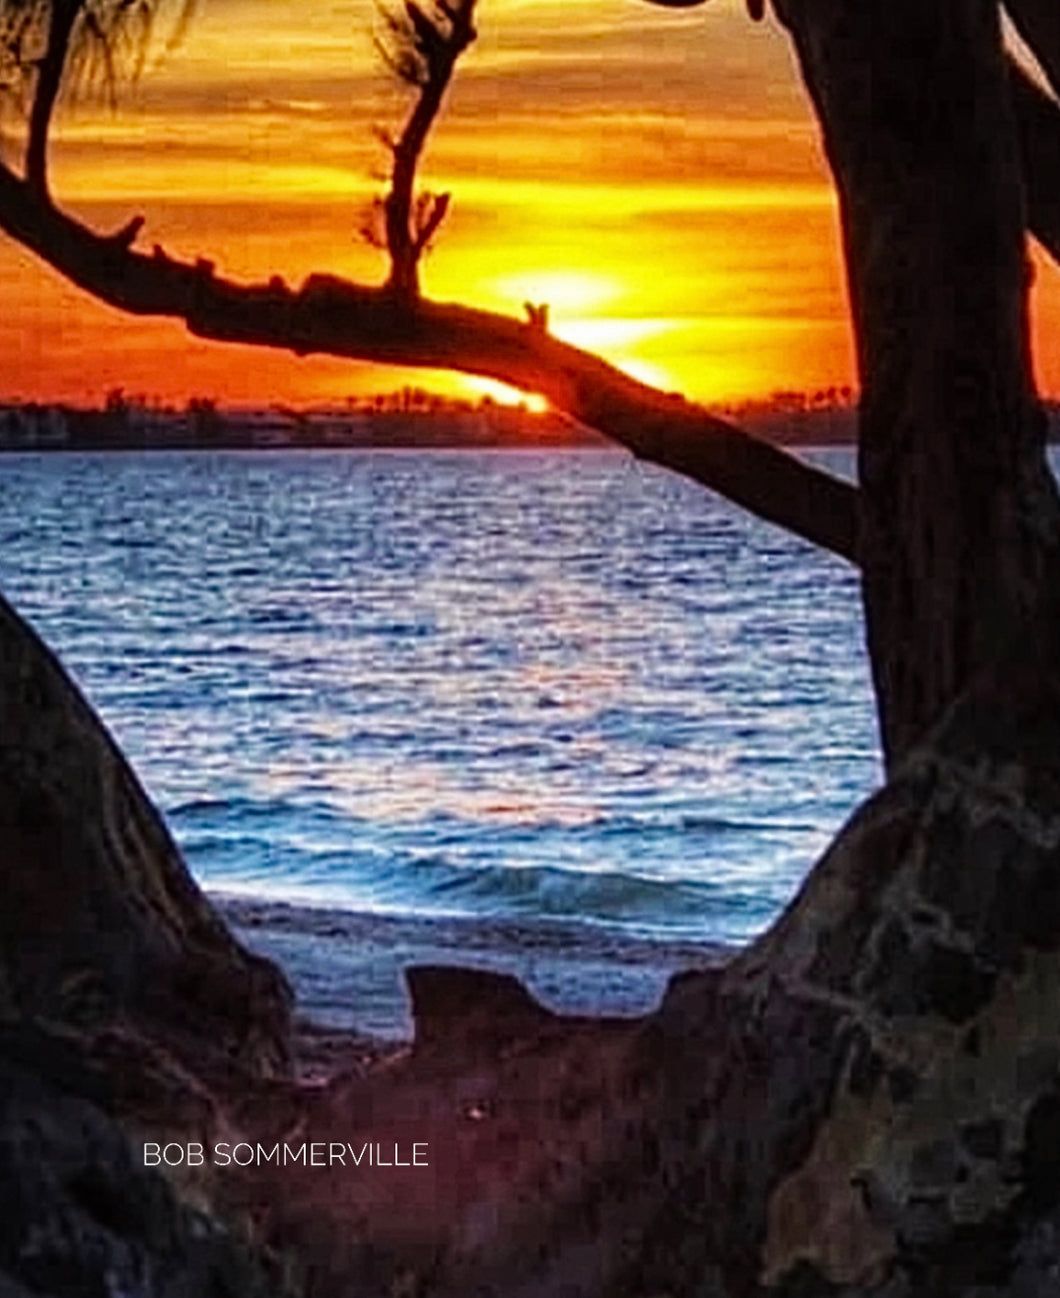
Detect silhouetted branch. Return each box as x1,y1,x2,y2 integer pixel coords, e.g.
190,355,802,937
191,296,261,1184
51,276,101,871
524,302,548,332
24,0,77,196
412,188,449,256
1006,1,1060,267
1012,61,1060,264
0,155,860,564
372,0,475,297
3,0,196,196
1007,0,1060,96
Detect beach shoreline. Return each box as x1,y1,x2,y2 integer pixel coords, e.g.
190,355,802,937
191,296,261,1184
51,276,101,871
214,890,731,1041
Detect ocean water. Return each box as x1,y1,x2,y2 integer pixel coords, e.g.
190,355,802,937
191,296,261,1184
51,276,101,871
1,448,880,1033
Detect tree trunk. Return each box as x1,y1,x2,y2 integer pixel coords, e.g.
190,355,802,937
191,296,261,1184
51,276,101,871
778,0,1060,769
603,8,1060,1296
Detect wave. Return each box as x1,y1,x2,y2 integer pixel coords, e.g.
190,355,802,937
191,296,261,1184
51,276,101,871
177,819,778,942
172,794,350,831
170,793,816,842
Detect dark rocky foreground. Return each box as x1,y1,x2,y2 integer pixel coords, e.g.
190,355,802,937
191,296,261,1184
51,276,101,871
5,587,1060,1296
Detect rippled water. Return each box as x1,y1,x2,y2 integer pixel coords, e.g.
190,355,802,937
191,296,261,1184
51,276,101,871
2,449,880,1027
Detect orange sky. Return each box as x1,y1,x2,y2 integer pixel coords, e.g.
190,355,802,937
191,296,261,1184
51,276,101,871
1,0,1059,407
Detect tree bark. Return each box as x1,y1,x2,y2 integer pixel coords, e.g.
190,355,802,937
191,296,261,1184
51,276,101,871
777,0,1060,769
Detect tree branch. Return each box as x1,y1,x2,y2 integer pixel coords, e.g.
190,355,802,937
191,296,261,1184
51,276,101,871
376,0,475,297
1006,0,1060,97
0,156,860,564
25,0,80,198
1006,0,1060,267
1012,59,1060,264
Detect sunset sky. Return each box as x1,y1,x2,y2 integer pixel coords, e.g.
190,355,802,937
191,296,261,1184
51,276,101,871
2,0,1060,407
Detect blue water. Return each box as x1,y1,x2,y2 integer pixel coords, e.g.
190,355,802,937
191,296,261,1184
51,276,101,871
0,448,880,1031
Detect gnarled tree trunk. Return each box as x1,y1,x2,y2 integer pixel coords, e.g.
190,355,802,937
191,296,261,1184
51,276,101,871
781,0,1060,768
614,6,1060,1294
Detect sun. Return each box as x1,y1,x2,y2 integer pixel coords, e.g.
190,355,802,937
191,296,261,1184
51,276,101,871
487,270,622,317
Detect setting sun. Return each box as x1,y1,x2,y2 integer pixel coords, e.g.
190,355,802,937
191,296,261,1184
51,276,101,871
487,270,621,316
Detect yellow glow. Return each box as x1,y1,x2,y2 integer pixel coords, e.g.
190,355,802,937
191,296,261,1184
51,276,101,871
614,357,678,392
462,378,548,410
554,318,677,351
489,270,621,316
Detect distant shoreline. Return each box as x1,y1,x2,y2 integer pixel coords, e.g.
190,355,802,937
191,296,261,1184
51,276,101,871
0,401,615,454
4,400,1058,453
